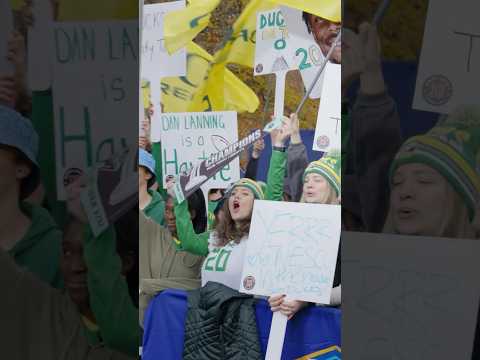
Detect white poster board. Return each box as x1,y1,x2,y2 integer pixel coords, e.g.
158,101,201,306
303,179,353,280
343,231,480,359
254,8,302,76
52,21,138,200
142,1,186,79
281,6,327,99
240,201,341,304
413,0,479,114
313,63,341,152
158,111,240,189
0,0,14,75
142,1,186,142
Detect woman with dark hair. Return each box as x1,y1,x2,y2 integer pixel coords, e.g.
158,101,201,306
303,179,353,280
168,122,291,291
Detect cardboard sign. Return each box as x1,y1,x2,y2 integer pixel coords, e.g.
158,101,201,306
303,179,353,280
413,0,479,114
281,6,328,99
343,231,480,359
159,111,240,189
240,201,341,304
0,0,14,76
313,63,341,152
52,21,138,200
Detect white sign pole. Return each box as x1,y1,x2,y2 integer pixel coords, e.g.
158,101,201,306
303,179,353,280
273,70,287,121
266,310,289,360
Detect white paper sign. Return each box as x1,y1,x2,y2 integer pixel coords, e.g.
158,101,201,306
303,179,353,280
52,21,138,200
254,8,318,76
0,0,14,75
281,6,327,99
159,111,240,189
142,1,186,141
313,63,341,152
413,1,480,114
343,231,480,359
141,1,186,78
240,201,341,304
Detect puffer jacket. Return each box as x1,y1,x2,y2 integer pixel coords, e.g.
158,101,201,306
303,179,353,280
183,282,262,360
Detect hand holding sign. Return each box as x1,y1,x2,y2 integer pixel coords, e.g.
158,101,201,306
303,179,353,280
241,201,341,359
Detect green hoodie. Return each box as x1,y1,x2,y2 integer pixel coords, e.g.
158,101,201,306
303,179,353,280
8,202,63,288
143,189,165,226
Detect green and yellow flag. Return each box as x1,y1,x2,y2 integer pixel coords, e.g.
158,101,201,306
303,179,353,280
269,0,341,23
214,0,276,68
164,0,221,55
160,42,259,114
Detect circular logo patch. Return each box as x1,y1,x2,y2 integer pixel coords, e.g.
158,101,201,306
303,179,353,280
316,135,330,150
422,75,453,106
63,168,84,187
243,276,256,290
255,64,264,74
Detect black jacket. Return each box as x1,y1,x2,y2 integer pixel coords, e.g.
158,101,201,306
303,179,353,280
183,282,262,360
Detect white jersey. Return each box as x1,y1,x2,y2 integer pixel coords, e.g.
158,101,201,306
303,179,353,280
201,234,248,291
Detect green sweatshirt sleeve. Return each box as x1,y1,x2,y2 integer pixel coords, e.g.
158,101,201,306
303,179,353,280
265,150,287,201
173,199,209,257
151,142,168,200
83,226,139,357
143,189,165,226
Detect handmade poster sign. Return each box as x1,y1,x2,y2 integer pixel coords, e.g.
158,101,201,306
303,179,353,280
0,0,14,76
280,6,328,100
158,111,240,189
342,231,480,359
240,200,341,302
313,63,341,152
52,21,138,200
240,200,341,360
142,1,186,141
413,0,478,114
142,1,186,79
254,7,319,120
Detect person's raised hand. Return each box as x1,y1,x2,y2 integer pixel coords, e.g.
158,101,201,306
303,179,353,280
279,299,308,320
251,138,265,159
0,75,17,107
268,294,286,313
341,28,364,94
65,176,88,224
270,115,292,148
